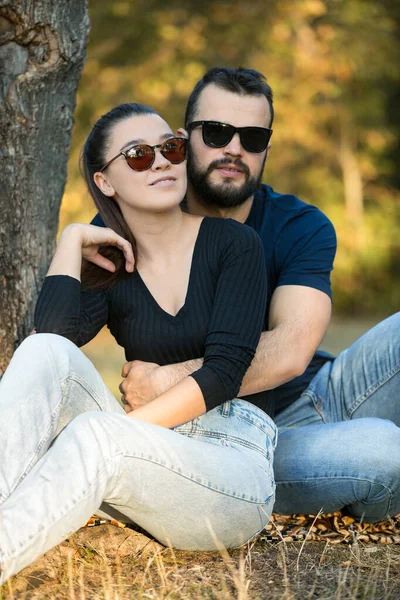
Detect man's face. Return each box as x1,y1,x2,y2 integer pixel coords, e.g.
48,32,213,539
186,84,271,208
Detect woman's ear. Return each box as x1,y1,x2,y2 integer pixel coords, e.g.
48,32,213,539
176,127,188,138
93,172,115,197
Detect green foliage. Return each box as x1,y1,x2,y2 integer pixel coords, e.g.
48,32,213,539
62,0,400,316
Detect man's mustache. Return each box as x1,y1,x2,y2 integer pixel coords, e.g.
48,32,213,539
205,158,250,179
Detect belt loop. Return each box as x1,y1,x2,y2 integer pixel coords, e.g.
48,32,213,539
220,401,231,417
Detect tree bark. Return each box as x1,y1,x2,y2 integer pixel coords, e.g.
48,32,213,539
0,1,89,374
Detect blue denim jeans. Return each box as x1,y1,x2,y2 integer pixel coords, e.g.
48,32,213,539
0,334,277,583
274,312,400,522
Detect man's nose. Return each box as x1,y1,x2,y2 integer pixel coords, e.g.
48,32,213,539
222,132,243,157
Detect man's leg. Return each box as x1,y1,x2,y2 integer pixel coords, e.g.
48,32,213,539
0,333,123,504
274,313,400,521
323,312,400,424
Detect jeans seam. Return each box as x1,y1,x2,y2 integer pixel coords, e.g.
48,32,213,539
7,373,110,506
123,454,272,504
181,429,271,461
65,372,109,410
276,475,394,502
2,452,123,561
347,359,400,417
301,390,327,423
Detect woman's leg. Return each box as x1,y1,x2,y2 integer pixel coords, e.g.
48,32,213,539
0,333,123,504
0,401,276,583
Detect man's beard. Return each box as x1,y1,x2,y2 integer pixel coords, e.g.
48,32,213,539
187,151,265,209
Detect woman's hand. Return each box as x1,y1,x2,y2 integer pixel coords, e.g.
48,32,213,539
46,223,134,280
66,223,135,273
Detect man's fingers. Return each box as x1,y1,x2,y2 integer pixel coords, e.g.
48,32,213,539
121,361,133,377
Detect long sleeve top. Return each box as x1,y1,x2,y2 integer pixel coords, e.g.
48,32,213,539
35,217,267,412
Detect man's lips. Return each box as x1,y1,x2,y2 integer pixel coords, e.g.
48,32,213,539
149,176,177,186
215,165,244,177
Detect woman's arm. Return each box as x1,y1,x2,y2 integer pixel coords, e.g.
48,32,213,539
47,223,134,279
35,223,134,346
128,377,206,427
128,220,267,428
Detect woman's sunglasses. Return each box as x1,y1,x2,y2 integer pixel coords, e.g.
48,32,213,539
100,137,187,172
187,121,272,153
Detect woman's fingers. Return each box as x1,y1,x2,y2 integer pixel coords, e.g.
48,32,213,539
99,229,135,273
89,254,117,272
80,225,135,273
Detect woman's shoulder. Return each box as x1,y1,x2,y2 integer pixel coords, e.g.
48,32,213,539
203,216,261,246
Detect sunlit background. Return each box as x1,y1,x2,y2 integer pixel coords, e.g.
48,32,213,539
59,0,400,397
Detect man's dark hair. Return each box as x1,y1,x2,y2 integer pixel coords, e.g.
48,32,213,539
184,67,274,129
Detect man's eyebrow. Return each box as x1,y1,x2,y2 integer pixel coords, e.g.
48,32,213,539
120,133,174,152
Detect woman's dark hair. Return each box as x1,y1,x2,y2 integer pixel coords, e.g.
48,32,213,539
81,103,158,288
185,67,274,129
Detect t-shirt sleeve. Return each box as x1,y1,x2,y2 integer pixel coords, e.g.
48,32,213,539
276,208,336,298
34,275,109,347
190,220,267,411
90,213,106,227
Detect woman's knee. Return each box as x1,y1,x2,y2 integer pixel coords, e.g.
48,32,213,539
15,333,77,362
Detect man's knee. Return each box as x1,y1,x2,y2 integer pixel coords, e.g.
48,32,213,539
348,418,400,521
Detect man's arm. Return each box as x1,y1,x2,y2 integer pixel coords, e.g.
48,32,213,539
238,284,331,396
120,284,331,406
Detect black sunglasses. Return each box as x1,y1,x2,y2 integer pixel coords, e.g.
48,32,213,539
187,121,272,153
100,137,187,172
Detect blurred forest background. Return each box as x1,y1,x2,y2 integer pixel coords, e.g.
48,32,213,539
59,0,399,387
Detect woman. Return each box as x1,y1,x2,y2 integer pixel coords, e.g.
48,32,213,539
0,103,276,583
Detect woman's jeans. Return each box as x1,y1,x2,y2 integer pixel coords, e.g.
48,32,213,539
274,312,400,522
0,334,277,583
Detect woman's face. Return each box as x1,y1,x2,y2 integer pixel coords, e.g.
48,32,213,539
95,114,187,214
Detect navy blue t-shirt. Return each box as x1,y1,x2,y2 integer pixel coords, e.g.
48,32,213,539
243,184,337,415
91,184,337,416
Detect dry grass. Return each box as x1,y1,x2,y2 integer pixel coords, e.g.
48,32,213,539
1,524,399,599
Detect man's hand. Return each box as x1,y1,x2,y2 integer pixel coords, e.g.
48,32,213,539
119,360,164,412
119,358,202,413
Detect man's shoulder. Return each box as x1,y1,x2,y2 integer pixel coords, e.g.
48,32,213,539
250,184,333,232
257,184,326,216
90,213,106,227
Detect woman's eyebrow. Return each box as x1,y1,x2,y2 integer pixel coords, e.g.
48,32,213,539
120,133,174,152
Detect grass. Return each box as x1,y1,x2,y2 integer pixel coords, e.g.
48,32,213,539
1,524,399,599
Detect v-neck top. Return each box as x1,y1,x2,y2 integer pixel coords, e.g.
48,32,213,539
34,217,267,412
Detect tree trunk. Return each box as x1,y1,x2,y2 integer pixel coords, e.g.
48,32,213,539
0,1,89,374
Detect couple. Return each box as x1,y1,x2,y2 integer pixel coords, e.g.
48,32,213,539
0,67,399,583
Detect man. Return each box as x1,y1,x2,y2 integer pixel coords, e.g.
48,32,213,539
95,67,400,522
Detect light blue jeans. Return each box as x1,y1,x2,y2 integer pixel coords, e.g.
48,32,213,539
0,334,277,584
274,312,400,522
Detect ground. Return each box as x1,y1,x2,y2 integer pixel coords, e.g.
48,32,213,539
2,515,400,600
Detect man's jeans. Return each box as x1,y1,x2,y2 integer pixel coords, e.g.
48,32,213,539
274,312,400,522
0,334,276,583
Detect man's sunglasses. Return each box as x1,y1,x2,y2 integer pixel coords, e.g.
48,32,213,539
187,121,272,153
100,137,187,172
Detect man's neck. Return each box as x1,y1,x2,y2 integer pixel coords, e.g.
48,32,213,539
186,191,254,224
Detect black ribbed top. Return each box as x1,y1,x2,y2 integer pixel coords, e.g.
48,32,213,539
35,217,267,412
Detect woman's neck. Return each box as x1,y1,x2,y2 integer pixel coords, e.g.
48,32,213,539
121,205,200,265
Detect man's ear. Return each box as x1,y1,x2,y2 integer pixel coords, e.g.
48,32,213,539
93,172,115,197
176,127,188,138
266,142,272,157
